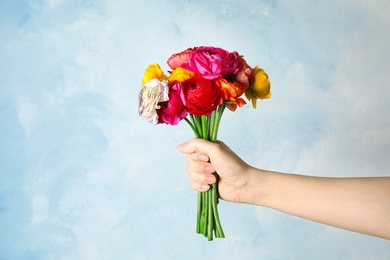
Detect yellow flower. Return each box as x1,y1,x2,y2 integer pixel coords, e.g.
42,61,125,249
245,66,271,108
142,63,168,86
168,68,195,83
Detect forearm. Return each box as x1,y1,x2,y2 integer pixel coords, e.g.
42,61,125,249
243,169,390,239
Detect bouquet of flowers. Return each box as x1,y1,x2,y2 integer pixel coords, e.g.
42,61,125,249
138,46,271,240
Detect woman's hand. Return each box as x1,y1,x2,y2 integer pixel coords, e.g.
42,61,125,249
177,138,254,203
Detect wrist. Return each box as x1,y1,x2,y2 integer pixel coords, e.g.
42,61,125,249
239,167,270,206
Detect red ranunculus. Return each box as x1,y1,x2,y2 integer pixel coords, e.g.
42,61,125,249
182,74,223,116
182,46,239,80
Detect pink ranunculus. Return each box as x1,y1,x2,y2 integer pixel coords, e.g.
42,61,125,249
234,53,253,87
158,81,187,125
183,46,239,80
167,48,195,70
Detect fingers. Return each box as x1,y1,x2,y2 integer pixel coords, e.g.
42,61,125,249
187,152,209,163
185,153,216,176
184,152,216,192
176,138,217,155
186,163,216,183
190,173,216,192
177,138,221,192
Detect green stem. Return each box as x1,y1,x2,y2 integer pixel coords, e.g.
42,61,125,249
207,184,214,241
211,182,225,238
202,191,208,235
194,116,202,137
211,105,225,142
185,106,226,240
196,192,201,234
184,118,200,138
208,110,216,140
201,115,208,139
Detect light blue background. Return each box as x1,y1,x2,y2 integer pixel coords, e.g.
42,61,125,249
1,0,389,259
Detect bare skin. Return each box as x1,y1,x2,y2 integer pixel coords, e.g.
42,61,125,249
177,138,390,240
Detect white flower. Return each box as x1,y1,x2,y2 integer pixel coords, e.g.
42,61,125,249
138,78,169,124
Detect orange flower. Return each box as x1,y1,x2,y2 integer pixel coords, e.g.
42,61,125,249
245,66,271,108
215,78,247,111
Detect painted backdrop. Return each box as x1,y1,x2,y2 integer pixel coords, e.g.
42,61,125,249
1,0,389,259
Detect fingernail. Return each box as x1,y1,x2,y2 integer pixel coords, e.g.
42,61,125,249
204,165,214,172
198,154,209,162
200,184,210,191
205,176,215,183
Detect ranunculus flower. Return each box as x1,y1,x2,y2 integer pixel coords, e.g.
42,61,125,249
142,63,168,86
158,81,187,125
182,46,239,80
168,68,195,83
167,48,195,70
245,66,271,108
182,74,223,116
138,78,169,124
215,78,247,111
234,53,252,87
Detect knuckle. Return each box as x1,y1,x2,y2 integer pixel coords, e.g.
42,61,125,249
190,180,199,191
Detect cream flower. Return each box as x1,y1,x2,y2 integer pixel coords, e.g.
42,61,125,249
138,79,169,124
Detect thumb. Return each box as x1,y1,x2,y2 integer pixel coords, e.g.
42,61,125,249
176,138,215,155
